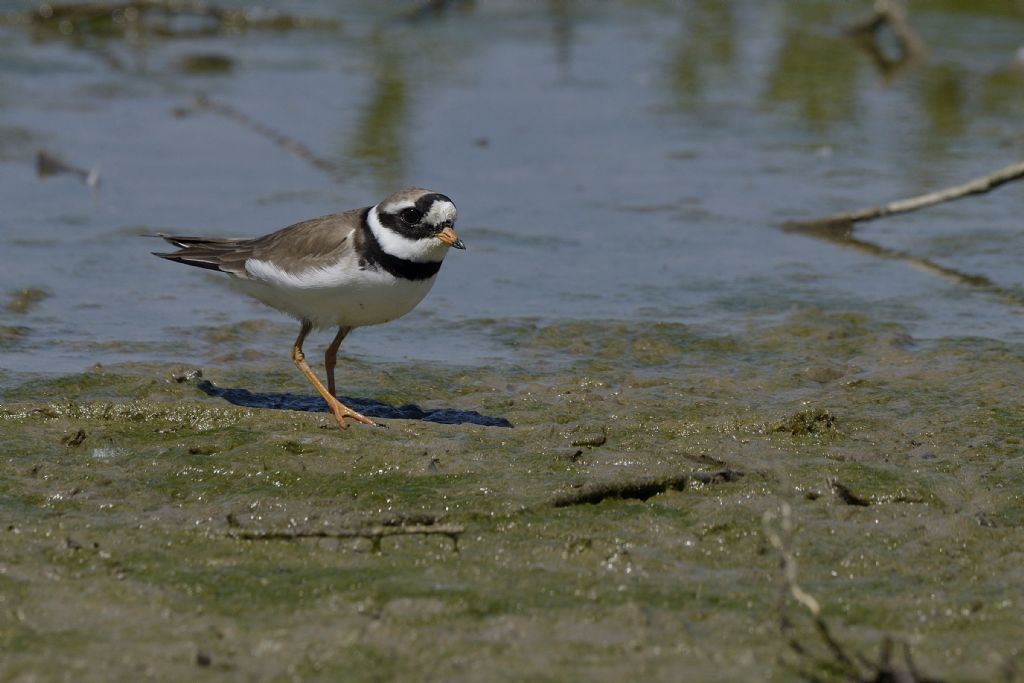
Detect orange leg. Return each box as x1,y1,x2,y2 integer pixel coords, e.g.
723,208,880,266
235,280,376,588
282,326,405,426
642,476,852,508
292,322,376,430
324,325,351,398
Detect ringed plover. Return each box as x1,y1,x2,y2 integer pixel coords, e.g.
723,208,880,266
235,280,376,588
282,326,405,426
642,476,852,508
154,187,465,430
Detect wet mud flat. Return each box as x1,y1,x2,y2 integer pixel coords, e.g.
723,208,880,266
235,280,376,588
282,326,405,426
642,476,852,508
1,310,1022,682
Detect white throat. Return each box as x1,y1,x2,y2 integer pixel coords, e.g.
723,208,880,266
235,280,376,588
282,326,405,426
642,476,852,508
367,205,450,263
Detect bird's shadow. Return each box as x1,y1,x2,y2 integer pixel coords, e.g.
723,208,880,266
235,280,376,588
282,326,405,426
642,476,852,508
195,380,513,428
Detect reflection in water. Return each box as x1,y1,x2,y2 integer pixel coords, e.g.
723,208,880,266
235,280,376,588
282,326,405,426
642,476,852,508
845,0,926,82
912,65,968,174
920,66,966,138
783,220,1024,310
25,3,341,73
405,0,476,23
666,0,736,109
345,39,409,194
979,64,1024,117
547,0,574,75
765,28,861,128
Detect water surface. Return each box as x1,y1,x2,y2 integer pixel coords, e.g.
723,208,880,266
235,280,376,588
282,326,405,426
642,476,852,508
2,1,1023,381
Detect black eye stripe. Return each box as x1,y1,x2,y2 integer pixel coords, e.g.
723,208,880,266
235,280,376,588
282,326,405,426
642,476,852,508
376,193,456,241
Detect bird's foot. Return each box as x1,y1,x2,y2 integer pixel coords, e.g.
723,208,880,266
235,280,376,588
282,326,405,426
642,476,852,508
329,400,378,430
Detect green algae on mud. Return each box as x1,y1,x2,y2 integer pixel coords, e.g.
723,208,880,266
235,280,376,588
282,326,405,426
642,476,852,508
1,311,1023,681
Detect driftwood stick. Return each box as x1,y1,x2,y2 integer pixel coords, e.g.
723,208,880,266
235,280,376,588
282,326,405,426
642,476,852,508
786,160,1024,232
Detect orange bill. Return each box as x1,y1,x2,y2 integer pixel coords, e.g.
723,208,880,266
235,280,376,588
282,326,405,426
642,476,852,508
436,226,466,250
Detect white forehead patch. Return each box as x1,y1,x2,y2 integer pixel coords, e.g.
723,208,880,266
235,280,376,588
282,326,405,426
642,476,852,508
424,200,457,226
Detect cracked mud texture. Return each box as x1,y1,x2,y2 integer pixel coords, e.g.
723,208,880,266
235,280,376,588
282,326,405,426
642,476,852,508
2,310,1022,681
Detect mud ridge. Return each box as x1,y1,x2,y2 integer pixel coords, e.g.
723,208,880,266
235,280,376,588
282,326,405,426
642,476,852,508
226,522,464,552
551,469,743,508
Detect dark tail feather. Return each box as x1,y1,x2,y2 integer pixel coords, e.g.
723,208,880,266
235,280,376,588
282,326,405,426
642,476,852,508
150,234,252,275
152,251,228,271
154,233,240,249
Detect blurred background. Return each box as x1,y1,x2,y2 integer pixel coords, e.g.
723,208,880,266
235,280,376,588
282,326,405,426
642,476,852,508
1,0,1022,377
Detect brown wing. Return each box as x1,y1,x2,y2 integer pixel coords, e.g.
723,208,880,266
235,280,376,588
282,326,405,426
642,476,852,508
152,208,366,278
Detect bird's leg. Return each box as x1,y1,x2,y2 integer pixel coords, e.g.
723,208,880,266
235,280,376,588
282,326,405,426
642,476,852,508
292,321,376,429
324,326,351,398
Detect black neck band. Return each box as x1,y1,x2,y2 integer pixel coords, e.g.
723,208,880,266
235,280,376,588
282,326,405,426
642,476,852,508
359,208,442,281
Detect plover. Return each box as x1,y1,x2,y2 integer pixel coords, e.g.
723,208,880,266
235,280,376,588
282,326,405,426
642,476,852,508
154,187,465,430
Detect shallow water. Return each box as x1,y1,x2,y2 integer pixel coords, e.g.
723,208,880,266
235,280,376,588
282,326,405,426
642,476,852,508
2,1,1024,379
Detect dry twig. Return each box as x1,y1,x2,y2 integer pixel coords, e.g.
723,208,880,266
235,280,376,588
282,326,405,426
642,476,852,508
763,503,943,682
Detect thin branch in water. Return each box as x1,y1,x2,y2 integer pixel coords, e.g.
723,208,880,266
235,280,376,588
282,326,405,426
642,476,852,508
782,160,1024,308
189,94,348,183
786,160,1024,233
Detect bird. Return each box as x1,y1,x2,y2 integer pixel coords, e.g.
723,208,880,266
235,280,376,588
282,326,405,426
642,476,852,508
153,187,465,431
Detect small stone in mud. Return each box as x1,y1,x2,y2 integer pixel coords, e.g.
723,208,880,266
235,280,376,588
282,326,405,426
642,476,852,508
557,449,584,463
564,537,593,555
571,433,607,448
281,440,313,455
975,513,997,528
772,408,837,436
172,368,203,383
683,451,726,467
62,429,87,447
800,364,855,384
830,478,870,506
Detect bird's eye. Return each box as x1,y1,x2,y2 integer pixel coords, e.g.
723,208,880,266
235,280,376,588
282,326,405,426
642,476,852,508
400,208,422,224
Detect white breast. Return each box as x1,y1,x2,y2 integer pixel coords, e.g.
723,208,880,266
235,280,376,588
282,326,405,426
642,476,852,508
235,251,439,328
